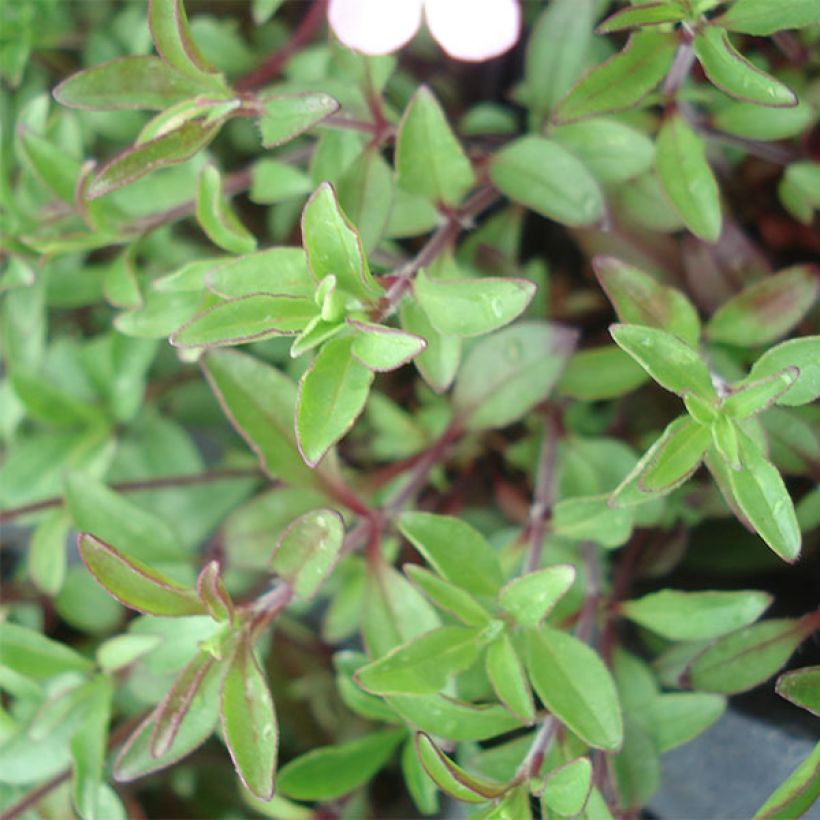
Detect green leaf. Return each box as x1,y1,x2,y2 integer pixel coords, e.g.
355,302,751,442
86,120,219,200
414,268,535,337
221,638,278,800
610,324,717,400
729,433,801,562
598,2,686,33
611,719,661,810
552,495,635,547
485,632,535,723
53,56,216,110
296,336,374,467
542,757,593,817
746,336,820,407
0,621,94,679
553,31,677,124
389,696,521,742
525,626,623,751
404,564,493,627
203,247,315,299
712,412,742,468
196,561,234,623
28,510,69,595
278,730,404,801
172,295,316,347
350,320,426,371
655,113,722,243
779,161,820,224
716,0,820,35
497,565,576,628
271,508,344,600
622,589,772,641
96,634,162,674
336,148,395,252
202,349,318,488
258,93,339,148
714,99,815,141
694,27,797,107
722,368,800,418
557,345,649,400
648,693,726,753
550,119,655,186
753,741,820,820
398,511,504,598
640,416,711,492
395,86,475,206
687,619,806,694
523,0,596,123
453,321,577,431
594,256,700,346
705,266,819,346
70,676,113,820
776,667,820,717
77,533,206,616
17,127,81,203
148,0,226,88
401,738,440,816
400,300,462,392
301,182,378,300
249,159,313,204
414,733,508,803
196,165,257,255
490,136,604,227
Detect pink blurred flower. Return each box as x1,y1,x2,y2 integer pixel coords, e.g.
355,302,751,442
328,0,521,62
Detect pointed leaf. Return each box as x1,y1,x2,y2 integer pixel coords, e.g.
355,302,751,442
400,299,462,392
396,86,475,206
648,692,726,753
552,495,635,547
336,148,395,252
196,562,234,623
542,757,593,817
271,508,344,600
221,638,278,800
78,533,206,617
389,696,522,742
0,621,93,679
490,136,604,227
776,667,820,717
414,269,535,337
557,345,649,401
723,368,800,418
553,31,677,123
204,247,315,298
96,635,161,674
746,336,820,407
350,320,426,371
656,113,722,242
404,564,493,627
753,741,820,820
196,165,256,255
716,0,820,35
296,336,374,467
485,632,535,723
258,93,339,148
277,730,404,801
598,2,686,33
640,417,710,492
70,676,113,820
706,266,819,346
498,565,576,628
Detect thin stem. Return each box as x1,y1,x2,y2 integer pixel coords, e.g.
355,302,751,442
662,25,696,98
0,468,263,525
523,410,560,574
697,125,799,166
0,771,71,820
515,716,558,783
249,581,294,635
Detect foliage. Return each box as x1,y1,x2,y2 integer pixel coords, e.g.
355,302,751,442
1,0,818,817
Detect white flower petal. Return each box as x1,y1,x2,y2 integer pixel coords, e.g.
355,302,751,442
424,0,521,62
328,0,423,55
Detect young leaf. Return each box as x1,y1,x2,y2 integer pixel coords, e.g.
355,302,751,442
196,562,234,623
355,625,488,696
722,368,800,418
301,182,378,300
552,495,635,547
271,509,345,600
86,121,219,199
414,733,508,803
277,730,404,801
196,166,257,255
485,632,536,723
776,667,820,717
728,433,801,562
53,56,213,110
404,564,493,627
202,349,318,488
258,93,340,148
453,321,577,431
621,589,772,641
525,625,623,751
686,619,806,694
597,2,686,34
715,0,820,35
349,320,426,371
610,324,718,400
398,511,504,597
77,533,206,617
694,27,797,107
172,295,316,347
705,266,819,347
557,345,649,401
746,336,820,407
639,417,710,492
221,638,278,800
711,412,741,469
594,257,701,346
497,565,576,628
553,31,678,124
396,86,475,206
490,136,604,227
296,336,374,467
413,268,536,337
655,113,722,243
541,757,593,817
753,742,820,820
